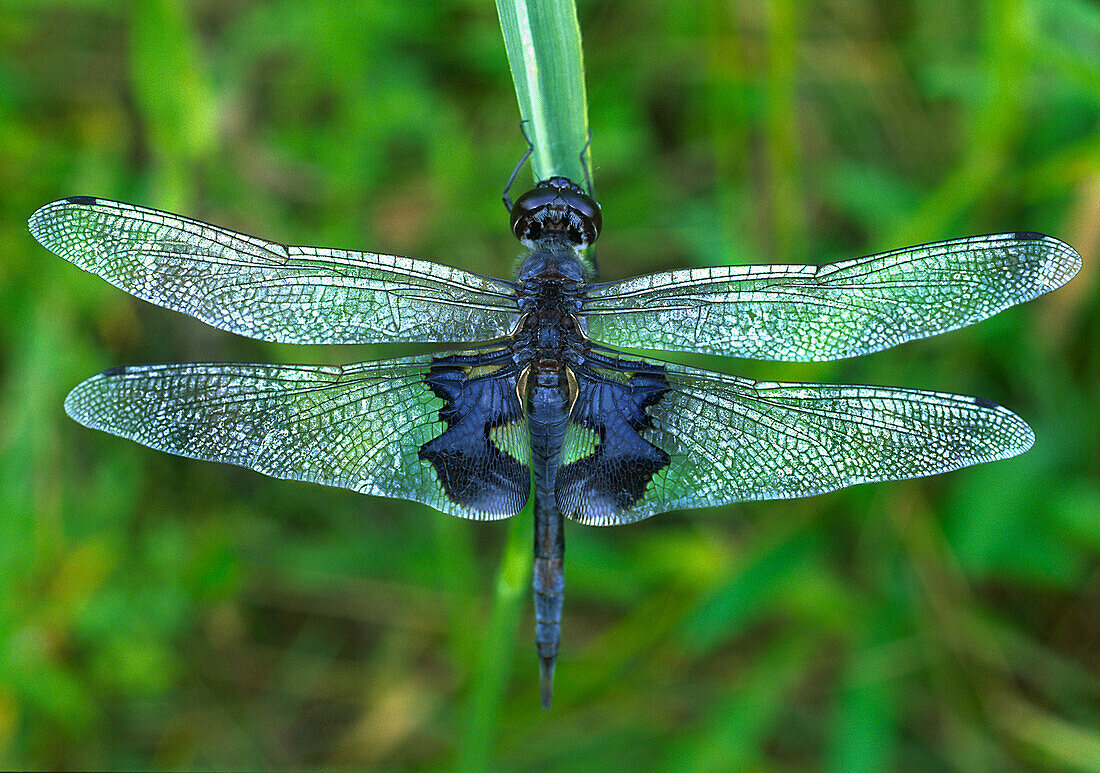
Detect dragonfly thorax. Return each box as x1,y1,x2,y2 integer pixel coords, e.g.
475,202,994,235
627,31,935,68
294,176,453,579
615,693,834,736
512,275,586,370
516,236,589,285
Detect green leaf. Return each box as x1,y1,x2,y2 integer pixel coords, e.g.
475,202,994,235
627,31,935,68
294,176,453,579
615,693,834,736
452,8,591,765
495,0,592,187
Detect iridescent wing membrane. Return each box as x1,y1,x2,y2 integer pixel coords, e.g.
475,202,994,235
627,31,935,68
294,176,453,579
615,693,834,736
564,232,1079,524
30,197,519,345
584,233,1081,360
558,349,1035,525
33,196,1079,521
63,352,531,520
32,197,530,519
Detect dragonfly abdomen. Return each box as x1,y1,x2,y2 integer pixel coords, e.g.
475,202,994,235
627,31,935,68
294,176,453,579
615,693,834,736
526,367,573,710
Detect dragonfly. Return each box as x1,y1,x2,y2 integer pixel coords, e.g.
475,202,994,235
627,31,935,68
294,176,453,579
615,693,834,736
30,172,1079,709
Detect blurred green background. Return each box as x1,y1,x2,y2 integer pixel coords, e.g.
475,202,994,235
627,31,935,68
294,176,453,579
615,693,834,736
2,0,1099,769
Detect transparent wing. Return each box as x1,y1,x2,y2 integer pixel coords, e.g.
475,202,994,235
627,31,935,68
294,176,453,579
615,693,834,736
64,351,531,520
30,197,519,345
584,233,1081,361
557,352,1033,525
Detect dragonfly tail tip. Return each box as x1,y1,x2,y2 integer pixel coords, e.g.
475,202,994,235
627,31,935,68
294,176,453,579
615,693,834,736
539,655,556,711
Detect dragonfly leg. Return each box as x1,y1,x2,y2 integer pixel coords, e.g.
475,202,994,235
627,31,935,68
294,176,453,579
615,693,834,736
578,127,595,199
502,120,534,212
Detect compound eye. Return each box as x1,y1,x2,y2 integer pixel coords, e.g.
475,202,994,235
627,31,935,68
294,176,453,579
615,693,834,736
558,190,601,244
510,188,555,220
578,197,602,242
510,188,555,239
508,180,602,245
512,213,543,241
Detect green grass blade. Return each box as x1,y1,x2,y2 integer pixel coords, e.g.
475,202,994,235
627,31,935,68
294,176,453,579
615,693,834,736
454,512,531,772
495,0,592,188
453,6,592,763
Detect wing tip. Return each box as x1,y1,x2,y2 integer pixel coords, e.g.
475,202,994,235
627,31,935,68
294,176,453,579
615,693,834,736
1007,231,1082,291
63,365,131,427
27,201,56,241
969,395,1035,459
63,378,95,427
28,196,102,247
1006,412,1036,458
914,231,1082,296
1029,233,1082,290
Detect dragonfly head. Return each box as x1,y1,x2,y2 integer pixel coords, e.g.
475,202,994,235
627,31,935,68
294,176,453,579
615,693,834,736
510,177,601,248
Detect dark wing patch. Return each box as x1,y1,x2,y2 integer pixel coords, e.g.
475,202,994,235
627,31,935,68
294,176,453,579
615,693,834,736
556,358,671,522
418,355,531,515
63,350,530,521
560,350,1035,526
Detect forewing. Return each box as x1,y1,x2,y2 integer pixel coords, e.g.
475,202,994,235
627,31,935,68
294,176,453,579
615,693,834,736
64,351,531,519
558,354,1033,525
584,233,1080,361
30,197,518,345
